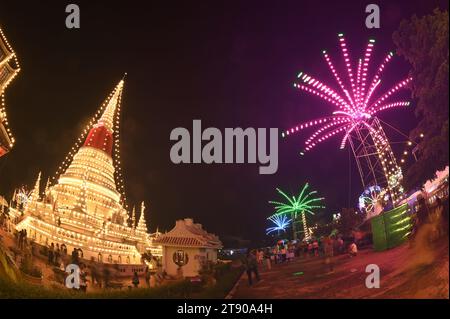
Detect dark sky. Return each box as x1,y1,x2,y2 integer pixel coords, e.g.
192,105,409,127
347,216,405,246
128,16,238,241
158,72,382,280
0,0,448,246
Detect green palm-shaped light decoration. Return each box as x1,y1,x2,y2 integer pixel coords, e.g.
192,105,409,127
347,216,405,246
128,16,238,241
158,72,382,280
269,183,325,240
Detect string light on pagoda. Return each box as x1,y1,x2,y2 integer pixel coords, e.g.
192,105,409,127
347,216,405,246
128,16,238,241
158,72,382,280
1,26,21,151
111,75,128,209
52,103,106,183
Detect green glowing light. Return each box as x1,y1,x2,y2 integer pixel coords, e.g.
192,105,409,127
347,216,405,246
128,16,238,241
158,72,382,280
269,183,325,240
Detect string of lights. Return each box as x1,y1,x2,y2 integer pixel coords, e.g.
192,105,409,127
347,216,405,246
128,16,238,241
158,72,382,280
283,34,412,206
0,26,21,154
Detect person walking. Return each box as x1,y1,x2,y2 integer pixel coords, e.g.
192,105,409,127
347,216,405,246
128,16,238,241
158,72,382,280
90,264,99,288
302,241,308,258
337,237,344,255
312,239,319,257
273,247,279,264
243,249,260,286
349,241,358,257
307,242,313,258
145,266,151,287
280,246,287,263
79,263,88,292
264,250,272,270
71,248,79,265
323,236,335,273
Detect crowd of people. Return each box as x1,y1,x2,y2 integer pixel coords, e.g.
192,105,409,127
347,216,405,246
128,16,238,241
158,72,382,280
261,236,357,264
241,236,360,286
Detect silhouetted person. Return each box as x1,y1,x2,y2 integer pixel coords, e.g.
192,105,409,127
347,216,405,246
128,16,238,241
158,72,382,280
55,243,61,265
103,266,111,288
48,243,55,265
71,248,79,265
132,271,140,288
90,264,99,288
243,249,260,286
417,196,429,226
144,266,151,287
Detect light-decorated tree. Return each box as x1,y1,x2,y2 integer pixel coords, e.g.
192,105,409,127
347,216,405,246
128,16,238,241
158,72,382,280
269,183,325,241
266,215,292,237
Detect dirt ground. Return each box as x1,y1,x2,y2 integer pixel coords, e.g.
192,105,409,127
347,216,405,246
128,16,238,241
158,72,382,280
233,235,449,299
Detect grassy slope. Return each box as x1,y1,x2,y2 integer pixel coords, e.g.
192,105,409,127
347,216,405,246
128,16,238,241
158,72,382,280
0,250,243,299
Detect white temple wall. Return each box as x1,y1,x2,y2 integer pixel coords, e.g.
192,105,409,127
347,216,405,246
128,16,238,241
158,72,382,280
162,246,218,278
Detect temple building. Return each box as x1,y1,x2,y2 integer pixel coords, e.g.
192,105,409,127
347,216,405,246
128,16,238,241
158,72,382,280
0,25,20,157
156,218,222,278
10,78,162,268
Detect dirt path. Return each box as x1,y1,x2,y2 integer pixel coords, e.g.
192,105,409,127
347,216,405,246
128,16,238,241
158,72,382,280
233,237,449,299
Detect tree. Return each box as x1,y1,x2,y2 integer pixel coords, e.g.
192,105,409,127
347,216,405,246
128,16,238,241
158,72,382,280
269,183,325,240
393,9,449,189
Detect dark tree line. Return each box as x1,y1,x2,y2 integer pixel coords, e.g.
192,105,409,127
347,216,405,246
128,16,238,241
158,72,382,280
393,9,449,190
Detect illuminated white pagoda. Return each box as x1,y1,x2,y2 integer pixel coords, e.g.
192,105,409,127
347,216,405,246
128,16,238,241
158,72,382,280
1,25,20,157
13,78,162,266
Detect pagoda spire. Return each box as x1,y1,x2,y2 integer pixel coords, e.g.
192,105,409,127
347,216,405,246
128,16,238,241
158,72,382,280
97,79,124,133
44,177,51,195
28,171,41,203
136,201,148,233
131,205,136,229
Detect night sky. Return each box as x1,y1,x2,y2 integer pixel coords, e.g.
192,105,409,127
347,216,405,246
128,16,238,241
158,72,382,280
0,0,448,246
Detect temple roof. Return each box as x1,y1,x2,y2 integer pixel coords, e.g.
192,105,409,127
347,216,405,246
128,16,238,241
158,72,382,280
1,26,20,156
155,218,222,249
